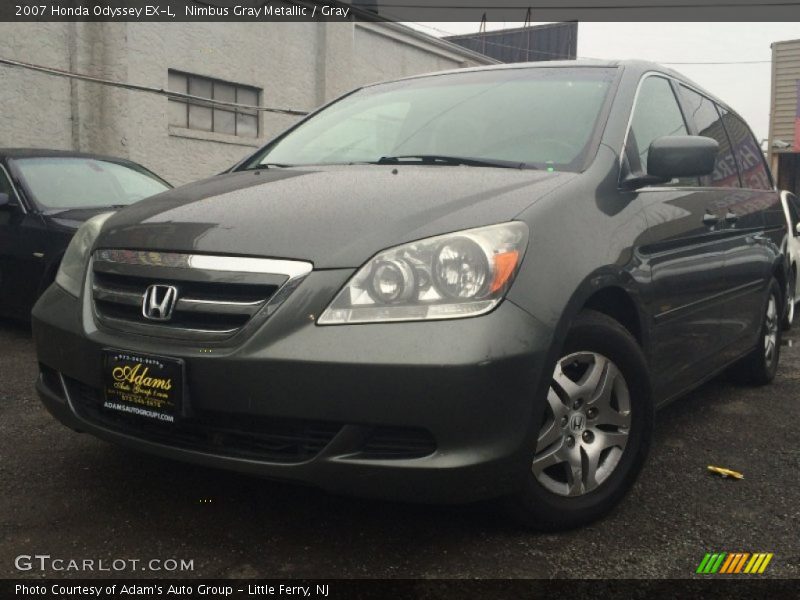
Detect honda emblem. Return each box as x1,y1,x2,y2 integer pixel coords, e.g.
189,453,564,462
142,284,178,321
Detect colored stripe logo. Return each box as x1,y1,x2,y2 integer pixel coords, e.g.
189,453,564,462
696,552,773,574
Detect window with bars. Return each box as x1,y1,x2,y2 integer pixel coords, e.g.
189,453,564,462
168,71,260,138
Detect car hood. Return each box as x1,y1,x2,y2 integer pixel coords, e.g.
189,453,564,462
99,165,575,268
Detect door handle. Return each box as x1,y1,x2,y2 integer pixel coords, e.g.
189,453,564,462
702,211,719,227
746,233,768,245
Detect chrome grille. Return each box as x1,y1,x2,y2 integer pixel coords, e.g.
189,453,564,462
91,250,312,341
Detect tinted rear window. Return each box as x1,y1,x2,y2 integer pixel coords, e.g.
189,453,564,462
679,86,740,188
721,111,772,190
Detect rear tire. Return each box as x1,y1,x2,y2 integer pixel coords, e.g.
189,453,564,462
732,278,781,386
502,310,653,530
782,270,795,331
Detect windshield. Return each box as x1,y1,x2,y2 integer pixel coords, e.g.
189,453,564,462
13,157,170,210
246,66,618,172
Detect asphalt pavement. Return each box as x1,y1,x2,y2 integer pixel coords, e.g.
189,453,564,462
1,317,798,579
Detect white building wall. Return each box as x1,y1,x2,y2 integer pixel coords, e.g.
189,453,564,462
770,38,800,148
0,21,492,186
0,23,74,151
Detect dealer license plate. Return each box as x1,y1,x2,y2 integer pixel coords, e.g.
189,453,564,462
102,350,184,424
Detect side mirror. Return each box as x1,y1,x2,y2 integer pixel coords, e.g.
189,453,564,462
795,222,800,236
648,135,719,179
0,193,9,207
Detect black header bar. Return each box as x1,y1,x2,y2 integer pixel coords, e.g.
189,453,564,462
2,0,799,22
3,578,800,600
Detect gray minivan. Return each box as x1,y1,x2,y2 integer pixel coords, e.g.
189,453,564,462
32,60,786,529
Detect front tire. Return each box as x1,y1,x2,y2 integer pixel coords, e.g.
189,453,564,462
503,310,654,530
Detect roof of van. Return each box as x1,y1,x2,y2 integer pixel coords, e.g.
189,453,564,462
370,58,718,108
398,58,684,78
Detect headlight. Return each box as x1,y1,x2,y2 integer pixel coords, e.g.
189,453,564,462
55,212,113,297
318,222,528,324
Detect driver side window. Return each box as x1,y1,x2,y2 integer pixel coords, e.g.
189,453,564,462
626,76,691,183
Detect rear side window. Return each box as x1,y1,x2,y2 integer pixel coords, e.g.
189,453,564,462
0,166,19,223
720,111,772,190
0,167,14,197
679,86,740,188
627,76,688,173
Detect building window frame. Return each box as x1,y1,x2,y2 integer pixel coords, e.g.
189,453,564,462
168,70,260,139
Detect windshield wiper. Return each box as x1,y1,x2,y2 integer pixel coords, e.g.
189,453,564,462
240,162,292,171
375,155,534,170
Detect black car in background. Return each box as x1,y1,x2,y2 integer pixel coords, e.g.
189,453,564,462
32,61,787,529
0,149,170,318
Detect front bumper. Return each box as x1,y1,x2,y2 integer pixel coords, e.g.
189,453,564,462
32,274,554,503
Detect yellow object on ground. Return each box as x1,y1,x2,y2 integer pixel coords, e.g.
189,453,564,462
707,465,744,479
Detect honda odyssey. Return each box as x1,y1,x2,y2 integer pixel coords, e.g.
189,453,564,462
32,60,786,529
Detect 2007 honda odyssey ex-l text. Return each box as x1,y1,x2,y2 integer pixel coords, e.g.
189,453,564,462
32,60,787,529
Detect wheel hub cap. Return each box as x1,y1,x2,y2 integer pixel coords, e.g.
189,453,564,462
532,352,632,497
569,413,586,433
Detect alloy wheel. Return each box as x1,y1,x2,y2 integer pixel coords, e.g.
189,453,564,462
533,352,632,497
765,293,779,362
786,282,795,327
